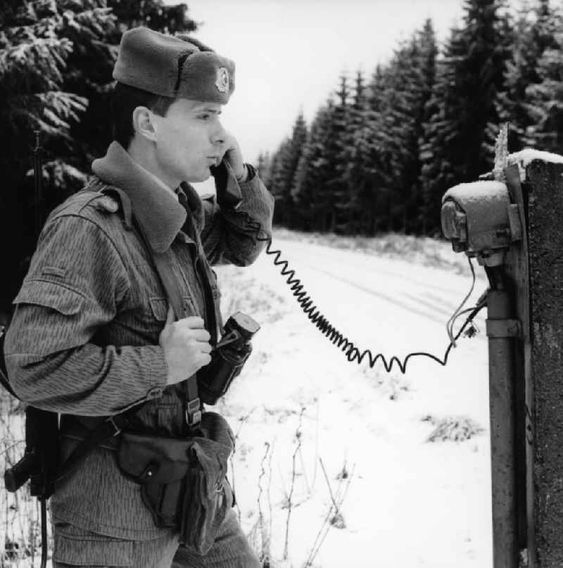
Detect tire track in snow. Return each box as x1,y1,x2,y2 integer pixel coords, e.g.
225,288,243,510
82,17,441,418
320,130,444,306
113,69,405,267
309,266,448,326
277,238,476,300
402,292,460,318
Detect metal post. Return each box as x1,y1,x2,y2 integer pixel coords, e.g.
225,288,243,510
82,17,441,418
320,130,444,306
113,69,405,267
486,282,519,568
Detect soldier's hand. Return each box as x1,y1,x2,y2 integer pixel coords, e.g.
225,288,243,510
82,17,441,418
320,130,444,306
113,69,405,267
220,132,248,182
159,307,212,385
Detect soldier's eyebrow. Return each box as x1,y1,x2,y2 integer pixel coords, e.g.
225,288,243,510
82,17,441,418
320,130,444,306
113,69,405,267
192,104,222,115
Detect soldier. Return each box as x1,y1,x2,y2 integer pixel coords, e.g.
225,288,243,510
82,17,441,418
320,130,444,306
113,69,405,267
4,27,274,567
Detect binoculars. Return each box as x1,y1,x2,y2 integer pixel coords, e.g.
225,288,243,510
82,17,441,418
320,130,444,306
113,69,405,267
198,311,260,405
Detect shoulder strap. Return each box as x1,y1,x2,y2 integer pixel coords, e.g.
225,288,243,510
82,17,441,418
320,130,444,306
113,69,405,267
122,208,202,428
103,185,206,425
148,247,201,426
56,413,130,484
151,249,187,320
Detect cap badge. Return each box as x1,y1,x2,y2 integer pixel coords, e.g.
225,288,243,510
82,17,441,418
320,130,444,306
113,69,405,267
215,67,230,93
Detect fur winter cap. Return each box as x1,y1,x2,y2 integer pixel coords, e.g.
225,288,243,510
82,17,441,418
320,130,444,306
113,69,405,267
113,27,235,104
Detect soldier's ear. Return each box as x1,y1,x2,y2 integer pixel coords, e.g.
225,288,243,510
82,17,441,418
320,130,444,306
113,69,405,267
132,106,158,142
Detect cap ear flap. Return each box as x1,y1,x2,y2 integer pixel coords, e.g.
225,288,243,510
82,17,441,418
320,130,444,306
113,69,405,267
175,33,214,52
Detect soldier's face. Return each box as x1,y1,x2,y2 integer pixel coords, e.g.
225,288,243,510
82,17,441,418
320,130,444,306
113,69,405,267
152,98,226,184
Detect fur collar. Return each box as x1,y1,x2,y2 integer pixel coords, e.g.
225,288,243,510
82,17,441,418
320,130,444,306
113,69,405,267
92,142,204,252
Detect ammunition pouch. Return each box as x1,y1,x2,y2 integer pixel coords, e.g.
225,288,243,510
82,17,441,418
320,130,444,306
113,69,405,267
116,412,234,555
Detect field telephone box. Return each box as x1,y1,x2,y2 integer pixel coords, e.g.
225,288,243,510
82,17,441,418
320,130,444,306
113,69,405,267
441,148,563,568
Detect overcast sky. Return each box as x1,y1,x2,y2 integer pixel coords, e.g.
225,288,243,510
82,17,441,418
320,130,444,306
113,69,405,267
170,0,503,164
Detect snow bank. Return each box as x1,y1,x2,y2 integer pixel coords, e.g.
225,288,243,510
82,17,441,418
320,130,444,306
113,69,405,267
215,232,491,567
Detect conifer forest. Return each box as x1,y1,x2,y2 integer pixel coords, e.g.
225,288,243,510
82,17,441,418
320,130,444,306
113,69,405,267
262,0,563,239
1,0,563,316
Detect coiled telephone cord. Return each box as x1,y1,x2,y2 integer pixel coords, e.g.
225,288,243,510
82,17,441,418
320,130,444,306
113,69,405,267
245,217,486,374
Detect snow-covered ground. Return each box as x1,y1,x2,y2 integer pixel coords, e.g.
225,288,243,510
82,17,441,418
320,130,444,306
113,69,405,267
1,230,492,567
214,230,492,568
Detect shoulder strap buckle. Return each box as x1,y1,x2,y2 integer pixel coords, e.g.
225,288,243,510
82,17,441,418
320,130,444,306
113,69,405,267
107,415,123,437
186,398,202,427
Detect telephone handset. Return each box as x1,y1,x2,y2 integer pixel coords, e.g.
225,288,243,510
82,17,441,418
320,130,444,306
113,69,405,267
210,158,243,209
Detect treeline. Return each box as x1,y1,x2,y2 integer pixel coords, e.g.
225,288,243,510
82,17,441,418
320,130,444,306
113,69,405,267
0,0,196,313
261,0,563,237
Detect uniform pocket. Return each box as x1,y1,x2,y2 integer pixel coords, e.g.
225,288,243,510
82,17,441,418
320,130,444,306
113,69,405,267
149,296,197,321
53,521,133,566
149,296,168,321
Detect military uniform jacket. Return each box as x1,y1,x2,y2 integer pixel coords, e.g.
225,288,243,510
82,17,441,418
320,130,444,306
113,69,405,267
4,141,275,539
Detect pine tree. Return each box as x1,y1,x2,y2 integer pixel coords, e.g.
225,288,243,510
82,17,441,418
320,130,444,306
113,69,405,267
284,111,308,228
108,0,194,35
462,0,511,174
326,74,350,233
370,21,438,234
291,77,351,234
0,0,113,314
0,0,196,314
414,20,439,233
266,112,308,228
256,151,271,177
525,3,563,153
364,65,395,234
293,102,337,232
379,44,414,232
496,0,560,151
420,26,467,236
340,70,376,234
266,138,291,225
420,0,509,235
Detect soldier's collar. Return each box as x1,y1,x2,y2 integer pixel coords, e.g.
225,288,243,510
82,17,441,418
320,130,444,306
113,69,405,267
91,142,203,252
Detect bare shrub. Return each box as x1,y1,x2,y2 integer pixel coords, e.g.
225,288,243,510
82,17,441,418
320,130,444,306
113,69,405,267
423,415,484,442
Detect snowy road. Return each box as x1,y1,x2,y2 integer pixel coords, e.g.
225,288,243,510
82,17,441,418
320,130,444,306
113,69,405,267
216,232,492,568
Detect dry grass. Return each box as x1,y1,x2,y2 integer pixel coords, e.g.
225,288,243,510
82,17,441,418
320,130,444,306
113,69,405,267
422,414,484,443
0,391,49,567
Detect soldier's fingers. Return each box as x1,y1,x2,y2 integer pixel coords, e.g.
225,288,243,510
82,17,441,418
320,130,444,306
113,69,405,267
191,328,211,342
179,316,206,328
199,342,212,354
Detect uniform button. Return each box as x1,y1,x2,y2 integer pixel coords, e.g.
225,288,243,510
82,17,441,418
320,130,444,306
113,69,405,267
146,387,163,400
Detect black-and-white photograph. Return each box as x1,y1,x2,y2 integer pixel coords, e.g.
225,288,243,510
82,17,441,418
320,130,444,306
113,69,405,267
1,0,562,566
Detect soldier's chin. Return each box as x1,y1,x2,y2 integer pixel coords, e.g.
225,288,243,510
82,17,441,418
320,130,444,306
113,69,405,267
186,169,211,184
